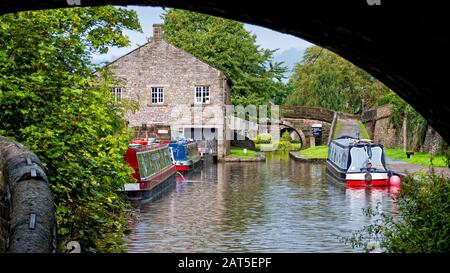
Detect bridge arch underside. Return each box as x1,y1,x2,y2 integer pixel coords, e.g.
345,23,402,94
280,118,331,150
3,1,450,144
280,125,304,147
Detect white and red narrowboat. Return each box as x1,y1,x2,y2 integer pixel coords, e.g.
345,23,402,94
326,136,392,187
168,139,202,172
122,140,177,200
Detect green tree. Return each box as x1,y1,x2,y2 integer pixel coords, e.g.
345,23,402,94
0,7,141,252
161,9,288,106
286,46,390,113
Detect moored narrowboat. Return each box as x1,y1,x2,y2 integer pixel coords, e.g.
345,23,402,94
122,140,176,200
168,139,202,171
326,136,391,187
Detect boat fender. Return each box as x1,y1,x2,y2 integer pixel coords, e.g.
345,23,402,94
389,175,401,186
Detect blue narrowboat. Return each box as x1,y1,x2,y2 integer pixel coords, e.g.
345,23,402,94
326,136,391,187
168,139,202,171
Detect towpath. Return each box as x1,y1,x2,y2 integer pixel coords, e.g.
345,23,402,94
387,158,450,178
336,118,361,139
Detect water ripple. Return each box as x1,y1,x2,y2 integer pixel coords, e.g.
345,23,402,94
126,155,394,253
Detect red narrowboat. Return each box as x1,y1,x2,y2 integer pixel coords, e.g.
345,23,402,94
122,140,176,200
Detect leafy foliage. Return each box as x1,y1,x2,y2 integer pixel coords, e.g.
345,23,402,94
358,121,371,139
286,46,390,113
162,9,289,106
277,140,292,152
281,131,292,142
378,91,428,150
0,7,141,252
347,170,450,252
255,134,272,144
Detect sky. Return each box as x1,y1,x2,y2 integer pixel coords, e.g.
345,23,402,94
93,6,313,76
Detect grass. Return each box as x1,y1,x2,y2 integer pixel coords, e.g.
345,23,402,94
291,143,301,150
385,148,447,167
255,142,302,151
255,143,273,151
358,121,371,139
295,145,328,159
229,146,259,158
332,120,342,139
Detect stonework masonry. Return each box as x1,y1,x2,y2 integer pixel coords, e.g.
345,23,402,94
107,25,231,158
281,118,331,148
362,104,444,153
362,105,398,148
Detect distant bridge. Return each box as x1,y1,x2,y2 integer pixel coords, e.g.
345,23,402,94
279,106,335,149
230,106,337,149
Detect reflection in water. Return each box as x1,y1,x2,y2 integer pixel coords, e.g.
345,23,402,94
126,153,396,252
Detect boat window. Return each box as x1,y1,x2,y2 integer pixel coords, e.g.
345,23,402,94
349,147,367,172
348,146,385,172
329,143,349,170
370,147,385,170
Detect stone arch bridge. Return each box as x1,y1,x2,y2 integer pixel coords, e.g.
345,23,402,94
279,106,335,149
231,106,335,149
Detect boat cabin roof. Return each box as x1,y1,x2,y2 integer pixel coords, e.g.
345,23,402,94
128,142,168,151
331,136,381,148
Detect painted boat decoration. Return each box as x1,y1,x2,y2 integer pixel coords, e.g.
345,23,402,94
326,136,392,187
122,140,176,200
168,139,201,171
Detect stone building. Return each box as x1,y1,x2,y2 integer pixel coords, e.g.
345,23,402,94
106,24,231,158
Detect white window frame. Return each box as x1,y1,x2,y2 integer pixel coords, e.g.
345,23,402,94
151,87,164,104
195,85,210,104
112,87,122,103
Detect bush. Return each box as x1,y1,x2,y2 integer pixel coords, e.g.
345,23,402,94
443,147,450,168
291,139,301,144
277,140,292,151
346,169,450,252
281,131,292,142
255,133,272,144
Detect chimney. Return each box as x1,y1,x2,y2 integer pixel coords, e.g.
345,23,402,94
153,24,162,42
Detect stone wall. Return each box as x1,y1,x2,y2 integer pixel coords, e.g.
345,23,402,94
107,39,229,128
0,136,55,253
422,127,443,155
107,25,231,158
362,105,397,148
281,106,335,123
362,105,444,153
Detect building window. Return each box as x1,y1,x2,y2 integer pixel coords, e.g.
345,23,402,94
195,86,210,104
112,87,122,103
151,87,164,104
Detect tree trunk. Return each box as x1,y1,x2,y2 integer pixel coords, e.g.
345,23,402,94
403,112,408,152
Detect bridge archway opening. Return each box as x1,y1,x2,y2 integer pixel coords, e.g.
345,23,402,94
1,1,449,145
280,125,305,149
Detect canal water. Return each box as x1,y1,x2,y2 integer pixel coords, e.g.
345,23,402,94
125,153,398,252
